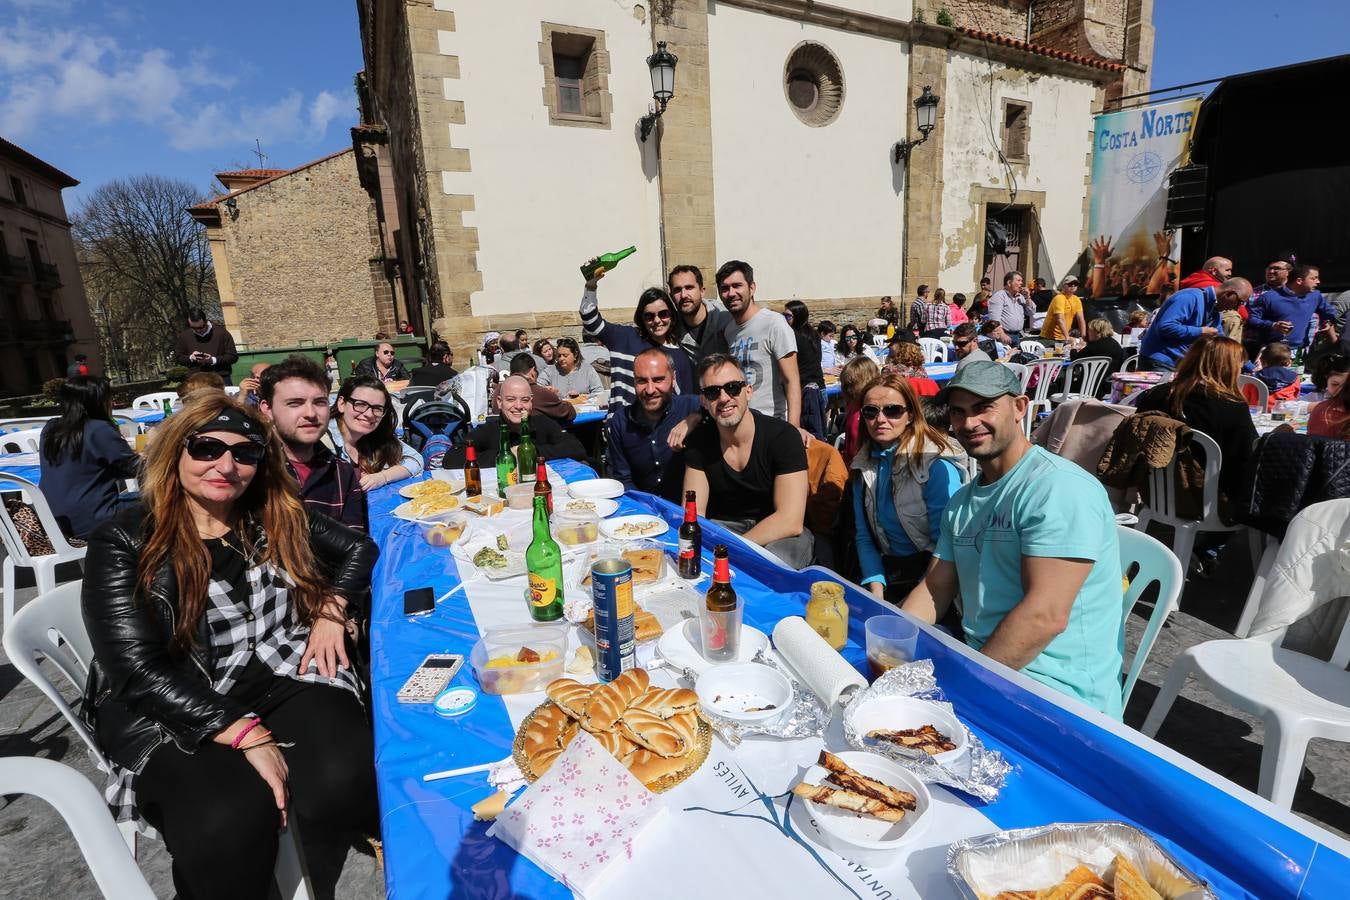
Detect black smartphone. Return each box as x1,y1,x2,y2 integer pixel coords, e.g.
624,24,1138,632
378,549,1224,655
403,586,435,617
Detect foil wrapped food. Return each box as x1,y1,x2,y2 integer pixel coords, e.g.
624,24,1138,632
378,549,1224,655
842,659,1010,803
947,821,1216,899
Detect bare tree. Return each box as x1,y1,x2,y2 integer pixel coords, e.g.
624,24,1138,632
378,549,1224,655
74,175,219,379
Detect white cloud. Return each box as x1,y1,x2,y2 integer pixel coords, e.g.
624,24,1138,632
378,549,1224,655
0,20,348,153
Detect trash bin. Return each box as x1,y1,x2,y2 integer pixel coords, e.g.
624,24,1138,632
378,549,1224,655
230,345,326,386
330,335,425,381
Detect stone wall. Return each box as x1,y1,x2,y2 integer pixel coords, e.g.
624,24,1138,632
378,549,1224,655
921,0,1030,37
219,150,386,347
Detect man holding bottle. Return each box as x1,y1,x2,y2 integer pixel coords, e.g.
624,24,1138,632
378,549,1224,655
440,375,588,469
607,348,702,502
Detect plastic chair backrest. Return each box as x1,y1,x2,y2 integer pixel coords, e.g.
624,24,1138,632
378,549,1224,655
917,338,947,364
0,472,85,566
1238,374,1269,411
1058,356,1113,400
1020,340,1046,356
1,426,42,453
0,416,53,433
1143,428,1226,526
1121,354,1141,372
2,582,109,771
0,757,155,899
223,385,241,396
1116,525,1184,706
132,391,177,410
1003,362,1030,390
871,334,887,348
1026,360,1061,405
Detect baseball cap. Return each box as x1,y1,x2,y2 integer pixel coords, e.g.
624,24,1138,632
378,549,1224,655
936,360,1025,403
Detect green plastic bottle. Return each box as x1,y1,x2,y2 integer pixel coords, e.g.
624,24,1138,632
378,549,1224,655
580,246,636,280
525,494,565,622
495,420,517,499
517,414,538,483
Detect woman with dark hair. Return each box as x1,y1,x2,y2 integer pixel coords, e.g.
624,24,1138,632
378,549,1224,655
38,375,140,538
81,394,378,899
835,324,878,366
785,299,827,439
330,375,423,489
533,339,556,366
538,336,603,399
851,373,966,602
1307,355,1350,437
580,275,695,410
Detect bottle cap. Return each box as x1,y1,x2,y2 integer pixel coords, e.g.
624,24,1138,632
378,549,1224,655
433,687,478,718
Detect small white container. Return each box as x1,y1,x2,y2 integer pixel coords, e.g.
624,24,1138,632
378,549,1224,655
694,662,792,724
567,478,625,500
799,750,932,866
846,695,969,767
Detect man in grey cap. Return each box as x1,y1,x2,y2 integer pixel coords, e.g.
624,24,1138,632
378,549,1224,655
900,361,1125,717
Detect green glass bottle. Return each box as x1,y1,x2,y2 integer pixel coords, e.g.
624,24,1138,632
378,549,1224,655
161,398,172,418
495,420,517,499
525,494,565,622
517,414,537,483
580,246,636,280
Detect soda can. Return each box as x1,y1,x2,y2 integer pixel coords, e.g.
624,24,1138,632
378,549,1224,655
590,557,635,683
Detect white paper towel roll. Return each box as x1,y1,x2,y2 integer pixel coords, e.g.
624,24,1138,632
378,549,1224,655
772,616,866,707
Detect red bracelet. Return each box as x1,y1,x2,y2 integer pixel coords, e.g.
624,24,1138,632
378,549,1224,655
231,717,263,749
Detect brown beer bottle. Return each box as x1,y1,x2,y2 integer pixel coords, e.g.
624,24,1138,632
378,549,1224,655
702,545,739,661
534,456,553,515
677,490,701,580
463,445,482,497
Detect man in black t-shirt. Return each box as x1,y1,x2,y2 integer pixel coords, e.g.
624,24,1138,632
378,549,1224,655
682,353,813,568
410,340,459,387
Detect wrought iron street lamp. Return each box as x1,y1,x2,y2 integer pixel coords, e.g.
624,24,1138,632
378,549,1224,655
894,85,940,163
639,41,678,142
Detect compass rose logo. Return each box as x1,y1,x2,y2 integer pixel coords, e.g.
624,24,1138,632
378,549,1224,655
1127,151,1162,184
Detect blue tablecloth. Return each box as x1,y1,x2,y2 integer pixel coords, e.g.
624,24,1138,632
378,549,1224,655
365,464,1348,899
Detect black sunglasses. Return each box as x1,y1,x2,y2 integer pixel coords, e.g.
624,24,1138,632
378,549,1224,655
184,435,266,466
642,309,673,321
700,380,747,401
861,403,909,421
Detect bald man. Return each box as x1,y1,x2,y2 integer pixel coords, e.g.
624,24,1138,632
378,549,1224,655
1178,256,1232,292
441,373,588,469
1139,276,1252,371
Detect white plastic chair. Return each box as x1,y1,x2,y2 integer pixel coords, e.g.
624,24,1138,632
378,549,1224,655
1049,356,1113,404
1,426,42,453
223,385,241,397
1133,429,1241,572
1022,360,1062,437
917,337,947,364
1019,339,1046,356
1141,611,1350,809
131,391,177,411
3,583,314,897
1003,362,1030,391
0,416,53,433
1117,525,1184,708
0,757,156,899
1121,354,1142,372
870,334,887,348
0,473,87,627
1239,374,1269,411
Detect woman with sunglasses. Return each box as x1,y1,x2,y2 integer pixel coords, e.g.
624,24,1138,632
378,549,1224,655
580,271,695,410
81,394,379,899
538,336,603,400
834,324,878,367
330,375,423,490
850,373,967,602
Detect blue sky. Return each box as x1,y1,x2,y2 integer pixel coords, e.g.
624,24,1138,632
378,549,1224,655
2,0,1348,207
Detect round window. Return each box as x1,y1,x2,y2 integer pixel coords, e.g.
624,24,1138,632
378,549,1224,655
783,43,843,126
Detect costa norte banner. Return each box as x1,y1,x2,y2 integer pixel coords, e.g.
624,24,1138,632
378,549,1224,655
1085,96,1201,300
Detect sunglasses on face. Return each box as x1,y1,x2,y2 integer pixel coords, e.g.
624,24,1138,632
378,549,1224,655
954,339,974,349
700,380,747,401
642,309,672,322
347,398,387,417
184,435,265,467
861,403,909,421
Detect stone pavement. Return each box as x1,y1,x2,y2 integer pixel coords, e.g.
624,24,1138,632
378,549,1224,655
1,534,1346,897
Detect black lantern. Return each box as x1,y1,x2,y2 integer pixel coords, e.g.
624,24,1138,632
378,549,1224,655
893,85,940,163
639,41,678,142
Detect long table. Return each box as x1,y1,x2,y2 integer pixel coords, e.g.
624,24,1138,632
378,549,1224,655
366,464,1349,899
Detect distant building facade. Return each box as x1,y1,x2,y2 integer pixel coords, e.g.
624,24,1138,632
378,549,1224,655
0,137,100,397
354,0,1153,353
189,149,409,350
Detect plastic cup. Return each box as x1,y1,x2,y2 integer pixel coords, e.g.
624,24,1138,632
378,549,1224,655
865,615,919,680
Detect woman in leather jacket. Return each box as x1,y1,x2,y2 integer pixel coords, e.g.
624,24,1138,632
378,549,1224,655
81,393,380,899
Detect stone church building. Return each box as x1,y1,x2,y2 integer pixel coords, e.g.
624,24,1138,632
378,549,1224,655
353,0,1153,353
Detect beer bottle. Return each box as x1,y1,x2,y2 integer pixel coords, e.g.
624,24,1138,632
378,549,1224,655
701,545,740,661
463,444,482,497
533,456,553,515
525,494,565,622
677,490,702,580
517,413,538,482
161,398,172,418
495,421,517,499
580,246,637,280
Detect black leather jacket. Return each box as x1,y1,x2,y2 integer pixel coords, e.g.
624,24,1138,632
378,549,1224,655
79,503,379,774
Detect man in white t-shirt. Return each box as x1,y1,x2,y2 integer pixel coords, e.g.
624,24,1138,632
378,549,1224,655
716,260,804,441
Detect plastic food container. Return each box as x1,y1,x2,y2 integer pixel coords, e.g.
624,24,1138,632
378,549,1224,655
468,625,567,695
420,513,468,548
505,482,535,510
553,509,600,547
695,662,791,724
846,695,969,767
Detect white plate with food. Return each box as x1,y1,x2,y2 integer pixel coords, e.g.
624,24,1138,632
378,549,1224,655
657,617,768,675
567,478,625,500
557,497,619,518
399,477,461,500
847,695,968,767
392,494,462,523
599,514,668,541
793,750,932,866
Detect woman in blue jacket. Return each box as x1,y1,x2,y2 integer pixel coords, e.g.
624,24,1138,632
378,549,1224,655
39,375,140,538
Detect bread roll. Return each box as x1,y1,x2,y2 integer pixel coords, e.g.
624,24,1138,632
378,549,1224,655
522,704,570,760
624,748,688,785
545,678,594,720
633,687,699,719
617,708,687,758
666,710,699,750
583,668,650,733
532,747,562,776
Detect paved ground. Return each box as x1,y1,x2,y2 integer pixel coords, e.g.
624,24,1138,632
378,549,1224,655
0,533,1346,897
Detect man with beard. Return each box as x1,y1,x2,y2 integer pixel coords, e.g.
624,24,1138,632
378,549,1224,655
259,355,368,530
682,354,812,568
669,264,731,363
607,348,702,501
717,260,804,440
901,361,1124,717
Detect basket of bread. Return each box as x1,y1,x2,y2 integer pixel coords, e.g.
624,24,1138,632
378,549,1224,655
514,668,711,792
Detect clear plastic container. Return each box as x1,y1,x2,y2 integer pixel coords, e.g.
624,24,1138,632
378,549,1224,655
420,513,468,548
553,509,600,547
468,624,567,695
505,482,535,510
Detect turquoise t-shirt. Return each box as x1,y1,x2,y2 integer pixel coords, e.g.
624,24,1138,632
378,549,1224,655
935,446,1125,717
